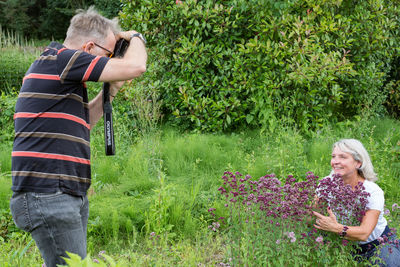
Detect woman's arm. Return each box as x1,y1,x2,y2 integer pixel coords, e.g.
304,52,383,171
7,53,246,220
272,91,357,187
313,208,380,241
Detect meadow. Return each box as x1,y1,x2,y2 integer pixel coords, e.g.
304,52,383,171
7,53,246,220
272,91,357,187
1,113,400,266
0,25,400,267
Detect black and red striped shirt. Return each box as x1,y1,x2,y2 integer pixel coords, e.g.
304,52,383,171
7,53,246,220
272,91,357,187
12,42,109,196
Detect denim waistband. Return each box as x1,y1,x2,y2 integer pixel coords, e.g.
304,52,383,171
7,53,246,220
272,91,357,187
357,225,390,254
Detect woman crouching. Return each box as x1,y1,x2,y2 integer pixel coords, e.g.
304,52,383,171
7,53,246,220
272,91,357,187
313,139,400,266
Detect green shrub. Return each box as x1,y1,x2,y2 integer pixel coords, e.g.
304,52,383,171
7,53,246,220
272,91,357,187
383,55,400,119
120,0,400,132
0,93,17,142
0,49,39,94
384,80,400,118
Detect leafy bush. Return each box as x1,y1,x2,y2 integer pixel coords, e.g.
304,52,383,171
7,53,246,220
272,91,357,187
383,56,400,118
120,0,400,132
0,49,38,94
384,80,400,118
0,93,17,141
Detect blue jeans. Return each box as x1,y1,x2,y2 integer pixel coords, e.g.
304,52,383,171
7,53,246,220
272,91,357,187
9,191,89,267
374,232,400,267
356,227,400,267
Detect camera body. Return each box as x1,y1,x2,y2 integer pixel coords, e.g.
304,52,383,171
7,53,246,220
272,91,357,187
112,38,129,58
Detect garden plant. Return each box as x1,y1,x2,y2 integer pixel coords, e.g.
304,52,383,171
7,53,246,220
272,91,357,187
209,171,390,266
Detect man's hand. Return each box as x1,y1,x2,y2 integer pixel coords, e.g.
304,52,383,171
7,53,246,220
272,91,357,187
110,81,125,98
117,30,139,42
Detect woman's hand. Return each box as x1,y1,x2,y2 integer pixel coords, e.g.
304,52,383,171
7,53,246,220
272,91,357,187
313,207,342,234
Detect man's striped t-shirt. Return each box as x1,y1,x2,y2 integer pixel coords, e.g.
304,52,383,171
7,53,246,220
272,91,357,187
12,42,109,196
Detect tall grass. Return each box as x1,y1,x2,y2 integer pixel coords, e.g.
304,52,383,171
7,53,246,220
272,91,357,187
0,25,44,95
0,25,34,48
1,98,399,265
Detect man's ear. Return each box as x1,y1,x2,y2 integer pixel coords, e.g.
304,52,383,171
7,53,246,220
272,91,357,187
82,42,94,53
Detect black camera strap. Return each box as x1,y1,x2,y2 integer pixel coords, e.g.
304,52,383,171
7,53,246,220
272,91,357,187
103,82,115,155
102,38,130,156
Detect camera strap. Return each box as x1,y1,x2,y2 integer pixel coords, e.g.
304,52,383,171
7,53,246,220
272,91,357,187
101,38,130,156
103,82,115,155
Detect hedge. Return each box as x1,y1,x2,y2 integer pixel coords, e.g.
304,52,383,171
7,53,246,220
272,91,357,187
120,0,400,132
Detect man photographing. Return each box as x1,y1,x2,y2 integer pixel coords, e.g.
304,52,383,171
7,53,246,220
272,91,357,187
9,7,147,267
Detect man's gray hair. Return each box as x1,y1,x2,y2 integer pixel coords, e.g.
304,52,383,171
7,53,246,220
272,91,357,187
332,139,377,182
65,6,120,44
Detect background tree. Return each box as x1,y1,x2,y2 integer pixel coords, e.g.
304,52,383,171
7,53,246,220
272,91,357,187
0,0,121,39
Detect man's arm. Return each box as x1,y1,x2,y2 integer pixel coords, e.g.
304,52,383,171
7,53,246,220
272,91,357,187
89,31,147,128
89,81,124,128
99,31,147,82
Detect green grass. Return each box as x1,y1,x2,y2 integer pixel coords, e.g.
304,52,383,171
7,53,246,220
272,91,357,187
0,116,400,266
0,115,400,265
0,143,12,174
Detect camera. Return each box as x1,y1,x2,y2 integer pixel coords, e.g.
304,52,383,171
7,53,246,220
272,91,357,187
112,38,129,58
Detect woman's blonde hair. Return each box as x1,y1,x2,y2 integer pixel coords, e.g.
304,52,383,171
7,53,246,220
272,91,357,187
332,139,377,182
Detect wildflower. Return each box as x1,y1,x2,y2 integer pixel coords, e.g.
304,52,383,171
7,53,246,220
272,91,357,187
384,208,390,215
316,174,370,226
208,208,216,216
218,187,227,194
93,258,100,263
392,203,399,211
276,239,280,244
99,250,105,255
150,232,156,237
342,239,349,246
287,231,295,239
208,222,220,232
316,236,323,244
290,237,296,243
176,0,182,4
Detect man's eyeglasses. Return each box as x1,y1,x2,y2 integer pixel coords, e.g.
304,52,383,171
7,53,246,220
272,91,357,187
93,42,113,58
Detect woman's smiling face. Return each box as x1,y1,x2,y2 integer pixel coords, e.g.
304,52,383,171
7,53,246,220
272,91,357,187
330,146,361,179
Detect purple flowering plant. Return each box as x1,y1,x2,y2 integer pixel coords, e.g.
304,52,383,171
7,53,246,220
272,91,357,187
316,174,370,227
210,171,372,265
